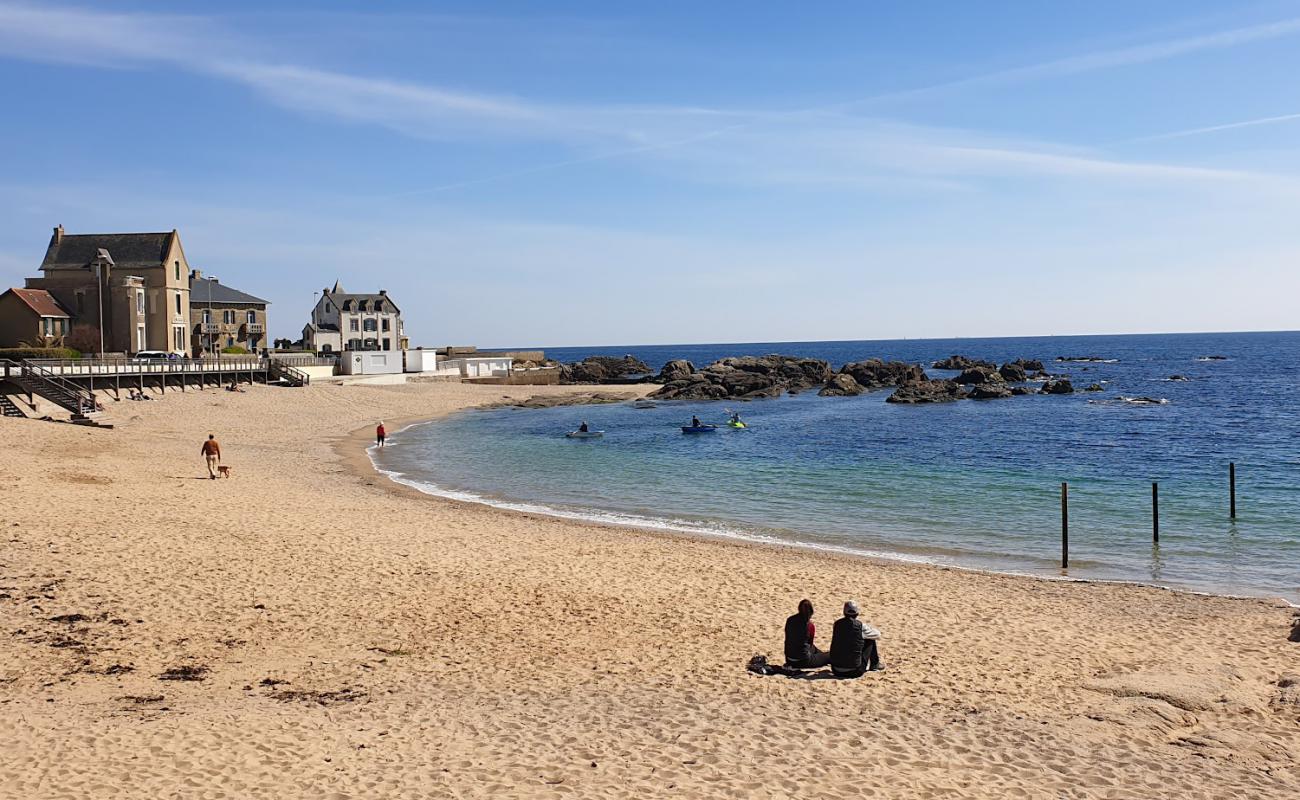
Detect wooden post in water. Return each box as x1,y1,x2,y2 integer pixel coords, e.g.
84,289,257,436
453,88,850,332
1152,482,1159,543
1060,482,1069,569
1229,462,1237,520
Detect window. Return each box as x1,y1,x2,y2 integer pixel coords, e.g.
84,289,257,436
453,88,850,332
381,318,390,332
175,261,180,281
223,309,234,324
350,318,359,332
173,327,185,351
247,310,256,324
358,300,368,312
137,326,145,351
363,318,378,332
136,291,144,315
374,300,384,312
202,309,211,324
347,338,362,350
382,338,390,351
174,293,181,315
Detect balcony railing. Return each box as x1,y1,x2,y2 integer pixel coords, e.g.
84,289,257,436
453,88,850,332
243,323,265,334
197,322,221,334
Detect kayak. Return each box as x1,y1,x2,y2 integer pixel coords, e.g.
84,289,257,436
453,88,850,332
726,421,747,429
565,431,605,438
681,425,717,434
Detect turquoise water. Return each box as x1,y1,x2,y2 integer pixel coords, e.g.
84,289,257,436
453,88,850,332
373,332,1300,603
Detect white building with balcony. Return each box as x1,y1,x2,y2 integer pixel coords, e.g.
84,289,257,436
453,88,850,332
302,281,406,355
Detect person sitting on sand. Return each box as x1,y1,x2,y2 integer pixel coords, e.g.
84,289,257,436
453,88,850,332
578,421,590,433
784,598,831,669
376,422,386,448
829,600,884,677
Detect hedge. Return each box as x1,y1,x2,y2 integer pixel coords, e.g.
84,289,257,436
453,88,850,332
221,345,249,354
0,347,82,360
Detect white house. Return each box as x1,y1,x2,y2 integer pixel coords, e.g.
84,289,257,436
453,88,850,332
302,281,406,354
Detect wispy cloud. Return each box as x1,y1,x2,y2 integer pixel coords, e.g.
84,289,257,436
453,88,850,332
1129,111,1300,142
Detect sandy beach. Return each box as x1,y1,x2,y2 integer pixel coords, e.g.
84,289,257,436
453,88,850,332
1,380,1297,799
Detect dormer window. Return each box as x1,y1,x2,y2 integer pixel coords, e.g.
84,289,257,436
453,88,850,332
342,300,352,311
374,300,384,312
358,300,368,312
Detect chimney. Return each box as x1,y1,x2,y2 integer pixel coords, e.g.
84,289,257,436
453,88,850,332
190,269,202,281
52,224,64,246
379,289,387,296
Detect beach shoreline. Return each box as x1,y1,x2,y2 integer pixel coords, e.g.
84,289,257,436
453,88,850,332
2,379,1297,799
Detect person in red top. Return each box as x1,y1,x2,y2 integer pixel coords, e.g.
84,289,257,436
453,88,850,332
783,598,831,669
200,434,222,479
376,422,386,448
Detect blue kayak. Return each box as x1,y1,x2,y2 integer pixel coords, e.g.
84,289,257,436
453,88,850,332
681,425,718,433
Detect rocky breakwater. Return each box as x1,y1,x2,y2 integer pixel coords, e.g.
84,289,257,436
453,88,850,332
560,355,652,384
819,359,926,396
649,354,832,401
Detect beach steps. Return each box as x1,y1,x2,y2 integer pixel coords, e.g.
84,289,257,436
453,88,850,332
0,393,26,418
4,359,99,417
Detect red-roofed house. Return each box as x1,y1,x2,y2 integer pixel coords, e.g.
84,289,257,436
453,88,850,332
0,287,72,348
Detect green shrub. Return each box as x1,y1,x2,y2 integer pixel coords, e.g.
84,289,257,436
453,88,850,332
0,347,82,360
221,345,249,355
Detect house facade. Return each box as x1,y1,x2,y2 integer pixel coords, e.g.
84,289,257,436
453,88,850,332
190,271,271,354
302,281,406,354
21,225,193,354
0,288,73,348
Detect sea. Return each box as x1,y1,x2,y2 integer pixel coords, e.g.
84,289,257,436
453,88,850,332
372,332,1300,604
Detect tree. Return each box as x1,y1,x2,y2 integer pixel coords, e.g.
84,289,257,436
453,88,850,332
64,324,101,354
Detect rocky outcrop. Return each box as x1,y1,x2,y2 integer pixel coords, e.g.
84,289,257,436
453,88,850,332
954,367,1003,385
483,391,639,410
932,355,995,371
1008,358,1046,373
818,373,864,397
839,359,927,390
650,354,833,401
886,379,966,404
1041,379,1075,395
1010,386,1033,396
561,355,652,384
1084,383,1105,392
968,382,1013,399
656,359,696,383
998,362,1028,382
1056,356,1115,363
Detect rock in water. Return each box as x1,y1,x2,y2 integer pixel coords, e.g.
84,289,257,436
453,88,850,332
1041,379,1075,395
931,355,996,371
968,382,1013,399
954,367,1004,385
1084,383,1105,392
998,362,1028,382
886,379,966,404
648,354,831,400
838,359,927,390
562,355,652,384
818,373,864,396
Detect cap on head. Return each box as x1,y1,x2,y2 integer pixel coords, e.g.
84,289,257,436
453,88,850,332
843,600,860,617
208,434,214,440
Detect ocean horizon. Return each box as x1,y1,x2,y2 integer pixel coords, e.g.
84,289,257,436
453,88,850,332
374,331,1300,604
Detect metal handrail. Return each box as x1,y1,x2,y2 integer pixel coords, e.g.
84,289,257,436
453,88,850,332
19,360,97,413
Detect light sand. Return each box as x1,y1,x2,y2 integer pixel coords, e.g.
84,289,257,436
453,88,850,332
1,380,1297,799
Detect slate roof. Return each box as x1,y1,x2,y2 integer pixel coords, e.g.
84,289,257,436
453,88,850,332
190,276,270,306
326,290,400,313
3,288,72,318
42,231,176,271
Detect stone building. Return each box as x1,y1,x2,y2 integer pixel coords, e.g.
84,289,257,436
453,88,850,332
190,271,271,354
0,288,73,348
21,225,193,354
302,281,405,354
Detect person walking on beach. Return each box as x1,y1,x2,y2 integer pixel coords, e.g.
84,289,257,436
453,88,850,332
829,600,884,677
200,434,222,480
376,421,386,448
783,598,831,669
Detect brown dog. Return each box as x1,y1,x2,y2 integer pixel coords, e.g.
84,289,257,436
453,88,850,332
217,465,232,479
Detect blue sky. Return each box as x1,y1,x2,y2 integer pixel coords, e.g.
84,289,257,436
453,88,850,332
1,1,1298,347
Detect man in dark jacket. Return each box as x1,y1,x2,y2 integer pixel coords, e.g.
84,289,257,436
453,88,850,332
829,600,884,677
783,598,830,669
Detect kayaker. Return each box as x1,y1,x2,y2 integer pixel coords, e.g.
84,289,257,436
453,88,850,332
578,421,589,433
691,415,701,427
730,411,742,425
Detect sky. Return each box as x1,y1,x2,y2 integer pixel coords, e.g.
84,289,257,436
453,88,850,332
1,1,1298,348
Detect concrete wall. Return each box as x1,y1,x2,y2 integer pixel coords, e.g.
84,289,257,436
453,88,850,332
441,356,512,378
403,349,437,372
337,350,403,375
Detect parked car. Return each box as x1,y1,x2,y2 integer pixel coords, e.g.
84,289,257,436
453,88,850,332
131,350,171,362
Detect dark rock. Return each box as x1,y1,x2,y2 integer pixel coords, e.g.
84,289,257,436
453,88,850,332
819,373,864,397
562,355,652,384
649,354,831,401
1010,386,1032,396
1084,383,1105,392
998,362,1028,382
1167,374,1189,382
968,382,1013,399
657,359,695,383
1041,379,1075,395
839,359,927,390
954,367,1003,385
1056,356,1115,363
886,379,966,404
1013,359,1046,372
932,355,995,371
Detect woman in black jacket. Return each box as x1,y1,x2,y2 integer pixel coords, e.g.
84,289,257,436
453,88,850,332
783,599,831,669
